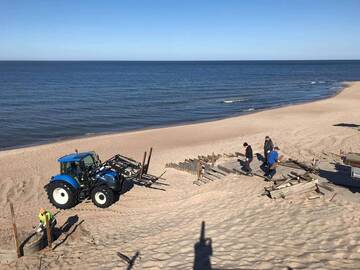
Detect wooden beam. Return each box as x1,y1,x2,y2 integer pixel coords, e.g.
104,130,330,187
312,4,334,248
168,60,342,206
210,167,228,176
45,214,52,249
9,203,20,258
202,173,217,181
139,151,147,180
196,160,202,180
145,147,153,174
217,165,233,174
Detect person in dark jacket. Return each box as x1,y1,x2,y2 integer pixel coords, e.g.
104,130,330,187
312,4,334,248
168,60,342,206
263,136,274,165
243,142,253,175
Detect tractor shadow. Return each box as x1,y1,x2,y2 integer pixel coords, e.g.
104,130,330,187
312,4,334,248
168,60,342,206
117,251,140,270
53,215,84,250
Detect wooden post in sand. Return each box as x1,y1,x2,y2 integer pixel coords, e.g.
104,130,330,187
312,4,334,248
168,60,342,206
9,203,20,258
145,147,153,174
45,214,52,249
197,160,202,180
139,151,147,179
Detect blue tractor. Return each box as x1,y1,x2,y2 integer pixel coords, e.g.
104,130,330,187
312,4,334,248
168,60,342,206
44,151,148,209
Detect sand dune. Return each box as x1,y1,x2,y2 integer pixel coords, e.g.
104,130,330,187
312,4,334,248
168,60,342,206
1,82,360,269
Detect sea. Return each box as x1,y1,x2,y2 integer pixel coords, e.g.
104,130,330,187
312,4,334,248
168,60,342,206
1,60,360,150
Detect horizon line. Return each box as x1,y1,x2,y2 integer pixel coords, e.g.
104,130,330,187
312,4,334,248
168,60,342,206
0,59,359,62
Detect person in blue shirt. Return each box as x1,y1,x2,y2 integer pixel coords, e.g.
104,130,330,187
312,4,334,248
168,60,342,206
265,146,280,180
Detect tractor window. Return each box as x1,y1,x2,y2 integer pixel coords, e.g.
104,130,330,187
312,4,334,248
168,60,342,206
61,162,81,175
83,155,95,169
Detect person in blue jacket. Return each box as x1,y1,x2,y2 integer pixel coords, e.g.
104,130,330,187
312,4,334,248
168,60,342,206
265,146,280,180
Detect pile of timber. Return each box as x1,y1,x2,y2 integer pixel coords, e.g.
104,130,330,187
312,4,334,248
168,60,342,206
263,171,336,200
343,152,360,168
263,172,319,199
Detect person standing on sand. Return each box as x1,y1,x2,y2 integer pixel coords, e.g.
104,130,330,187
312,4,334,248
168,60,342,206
263,136,274,165
265,146,280,180
243,142,253,176
37,208,57,233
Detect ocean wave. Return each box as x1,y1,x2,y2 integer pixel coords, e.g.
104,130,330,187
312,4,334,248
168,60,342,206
244,108,255,112
223,98,247,104
310,81,326,85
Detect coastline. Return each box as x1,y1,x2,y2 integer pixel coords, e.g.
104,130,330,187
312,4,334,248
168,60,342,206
1,81,360,269
0,81,348,154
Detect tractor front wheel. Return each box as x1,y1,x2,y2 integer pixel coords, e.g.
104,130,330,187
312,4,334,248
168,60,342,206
91,186,115,208
47,182,77,209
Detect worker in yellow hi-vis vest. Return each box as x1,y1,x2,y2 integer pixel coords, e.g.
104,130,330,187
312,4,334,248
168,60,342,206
37,208,57,233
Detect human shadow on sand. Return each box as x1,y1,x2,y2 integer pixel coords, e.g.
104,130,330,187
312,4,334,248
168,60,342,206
319,163,360,193
117,251,140,270
193,221,247,270
53,215,84,250
194,221,213,270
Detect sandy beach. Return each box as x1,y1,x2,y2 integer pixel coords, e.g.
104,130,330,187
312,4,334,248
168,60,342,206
1,81,360,269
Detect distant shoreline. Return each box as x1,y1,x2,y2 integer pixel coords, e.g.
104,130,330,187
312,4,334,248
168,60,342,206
0,81,348,153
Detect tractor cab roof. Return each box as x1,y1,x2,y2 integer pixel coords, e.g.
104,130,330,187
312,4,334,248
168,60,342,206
58,152,93,163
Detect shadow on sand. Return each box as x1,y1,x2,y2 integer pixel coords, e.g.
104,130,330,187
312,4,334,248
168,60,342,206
19,214,83,254
194,221,213,270
193,222,297,270
53,215,84,250
117,251,140,270
319,163,360,193
333,123,360,129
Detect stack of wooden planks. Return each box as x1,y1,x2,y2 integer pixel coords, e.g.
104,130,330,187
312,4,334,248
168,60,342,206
263,172,319,199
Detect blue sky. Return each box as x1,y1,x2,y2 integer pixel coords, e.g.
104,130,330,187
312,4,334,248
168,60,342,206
0,0,359,60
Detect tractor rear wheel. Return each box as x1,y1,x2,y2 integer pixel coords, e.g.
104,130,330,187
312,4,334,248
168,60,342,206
91,186,115,208
47,182,77,209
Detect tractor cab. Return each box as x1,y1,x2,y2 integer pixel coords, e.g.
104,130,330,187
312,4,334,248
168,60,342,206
58,151,100,184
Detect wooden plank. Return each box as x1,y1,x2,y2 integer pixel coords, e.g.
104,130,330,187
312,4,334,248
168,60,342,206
275,178,293,189
210,166,227,176
145,147,153,174
217,165,234,174
202,173,217,181
316,182,334,192
233,168,248,176
45,214,52,249
196,160,202,180
289,159,318,172
139,151,147,180
9,203,20,258
290,171,313,182
204,170,221,179
278,161,303,170
253,172,268,180
269,180,318,199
